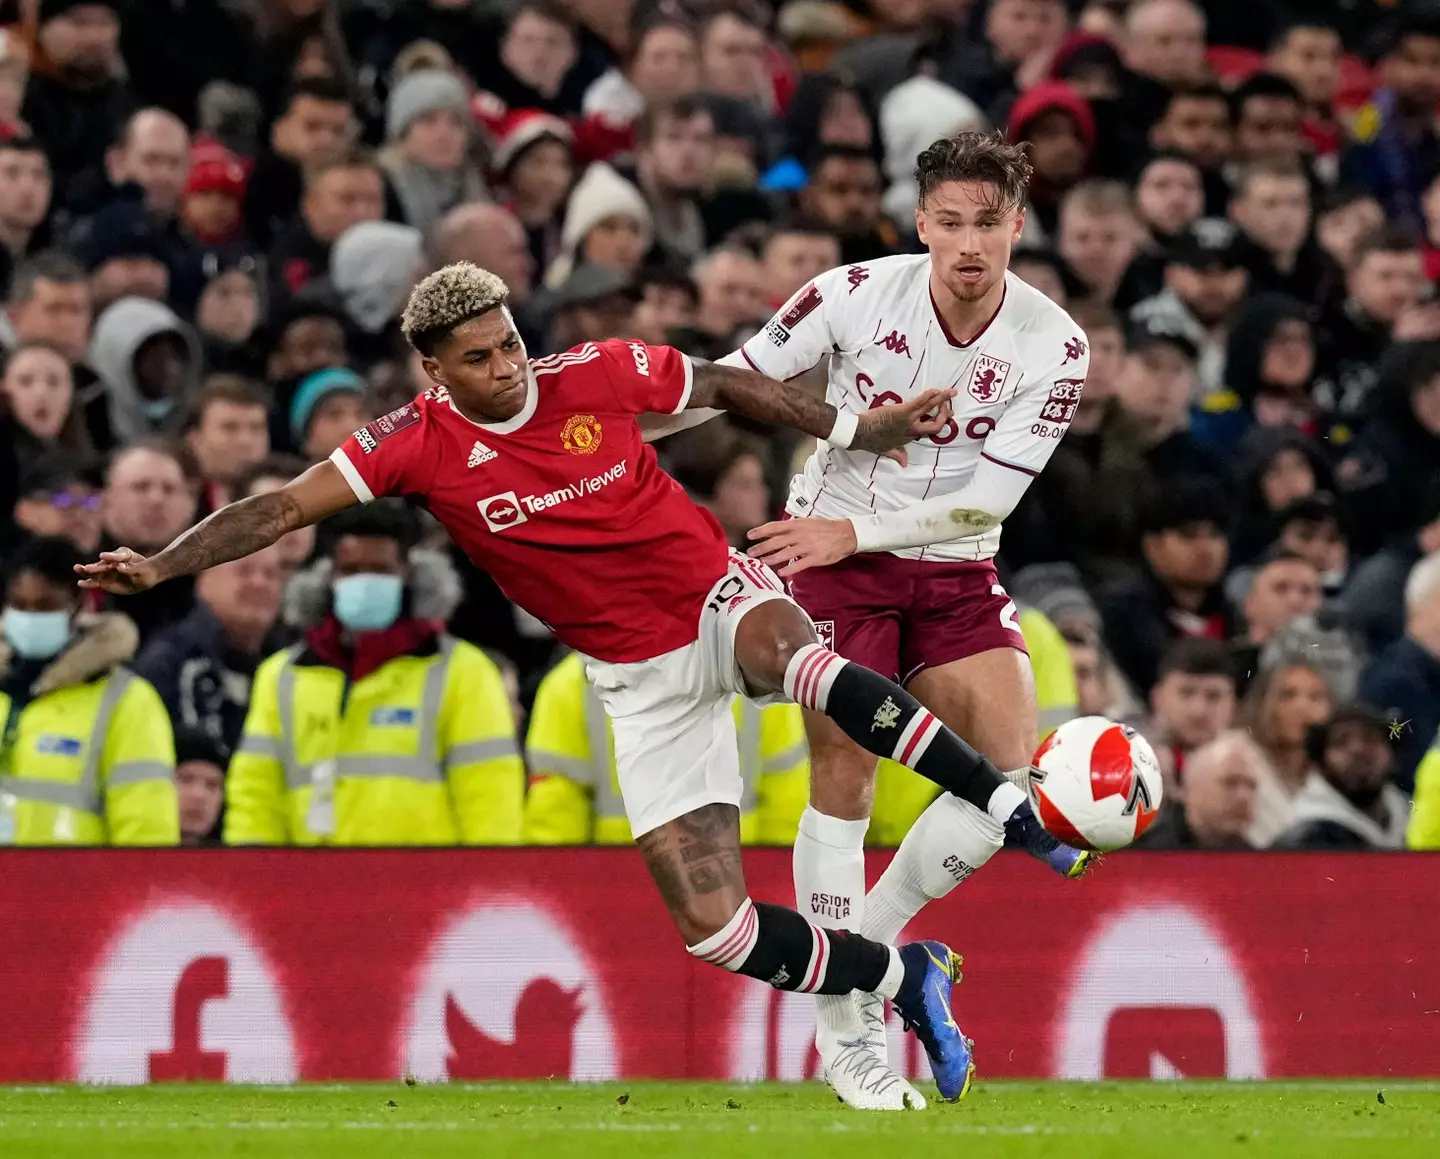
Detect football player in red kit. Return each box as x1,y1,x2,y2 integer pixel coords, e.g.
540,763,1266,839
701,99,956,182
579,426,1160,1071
78,263,1087,1102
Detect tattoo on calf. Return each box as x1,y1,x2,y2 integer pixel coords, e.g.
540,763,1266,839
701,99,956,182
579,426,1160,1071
637,804,744,913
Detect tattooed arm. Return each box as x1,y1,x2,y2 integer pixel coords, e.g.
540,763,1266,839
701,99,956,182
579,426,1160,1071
76,460,358,594
686,358,953,460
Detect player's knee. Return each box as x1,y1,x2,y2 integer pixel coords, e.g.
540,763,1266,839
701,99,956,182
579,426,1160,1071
675,894,745,948
737,608,816,691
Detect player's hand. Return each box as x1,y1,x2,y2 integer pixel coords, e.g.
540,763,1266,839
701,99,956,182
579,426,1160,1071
747,517,857,577
853,388,955,467
74,548,161,594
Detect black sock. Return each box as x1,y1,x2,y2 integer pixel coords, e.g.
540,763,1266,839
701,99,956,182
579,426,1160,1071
783,642,1015,816
687,898,891,995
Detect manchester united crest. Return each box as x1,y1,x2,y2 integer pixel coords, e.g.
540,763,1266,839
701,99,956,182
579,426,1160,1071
561,414,603,455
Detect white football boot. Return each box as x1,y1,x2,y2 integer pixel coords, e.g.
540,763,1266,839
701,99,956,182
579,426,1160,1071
817,991,927,1110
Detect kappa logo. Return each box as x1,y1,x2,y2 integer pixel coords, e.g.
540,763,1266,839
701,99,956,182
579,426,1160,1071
969,353,1012,403
875,330,912,358
467,440,497,468
1064,336,1088,364
846,265,869,293
479,491,528,532
872,696,902,731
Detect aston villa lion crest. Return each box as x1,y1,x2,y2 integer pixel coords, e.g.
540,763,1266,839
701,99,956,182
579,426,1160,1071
968,354,1011,404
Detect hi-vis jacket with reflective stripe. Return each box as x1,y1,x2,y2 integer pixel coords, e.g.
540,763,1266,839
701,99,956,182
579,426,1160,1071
1406,725,1440,849
523,652,810,844
225,635,524,845
0,614,178,846
868,606,1078,846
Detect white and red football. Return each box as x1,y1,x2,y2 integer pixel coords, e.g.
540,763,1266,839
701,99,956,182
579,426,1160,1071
1029,716,1163,851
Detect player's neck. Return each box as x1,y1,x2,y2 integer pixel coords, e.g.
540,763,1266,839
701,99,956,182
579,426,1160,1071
928,270,1006,344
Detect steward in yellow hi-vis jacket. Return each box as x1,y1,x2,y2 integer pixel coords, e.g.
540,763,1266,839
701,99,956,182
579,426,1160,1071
1407,726,1440,850
523,651,810,844
868,606,1077,846
226,504,523,845
0,537,177,845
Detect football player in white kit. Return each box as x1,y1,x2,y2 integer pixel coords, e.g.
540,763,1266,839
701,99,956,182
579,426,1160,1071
739,132,1094,1109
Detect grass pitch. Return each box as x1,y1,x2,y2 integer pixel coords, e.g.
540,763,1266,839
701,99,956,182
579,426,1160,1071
0,1081,1436,1158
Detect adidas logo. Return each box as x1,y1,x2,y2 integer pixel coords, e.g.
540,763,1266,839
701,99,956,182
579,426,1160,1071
467,440,497,468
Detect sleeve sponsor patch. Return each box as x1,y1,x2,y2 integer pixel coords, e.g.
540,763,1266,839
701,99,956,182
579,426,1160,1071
363,403,421,446
780,283,823,329
1040,378,1084,425
765,320,790,347
355,426,378,453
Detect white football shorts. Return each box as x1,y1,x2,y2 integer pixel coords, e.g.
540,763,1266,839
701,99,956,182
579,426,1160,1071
580,550,802,838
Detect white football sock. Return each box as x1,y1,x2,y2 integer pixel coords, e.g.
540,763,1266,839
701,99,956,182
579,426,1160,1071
1001,766,1031,789
860,794,1004,944
793,805,869,930
985,779,1027,822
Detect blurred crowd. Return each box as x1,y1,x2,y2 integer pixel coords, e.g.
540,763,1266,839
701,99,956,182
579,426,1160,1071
0,0,1438,852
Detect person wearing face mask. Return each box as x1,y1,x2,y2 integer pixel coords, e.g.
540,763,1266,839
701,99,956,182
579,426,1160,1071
1271,706,1408,850
80,296,201,451
0,536,178,846
225,502,524,846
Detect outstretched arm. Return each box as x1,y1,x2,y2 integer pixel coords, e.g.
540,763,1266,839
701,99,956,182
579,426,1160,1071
686,357,953,462
77,459,359,594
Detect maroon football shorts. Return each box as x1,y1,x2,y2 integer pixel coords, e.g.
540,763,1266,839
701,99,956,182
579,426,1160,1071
788,552,1028,685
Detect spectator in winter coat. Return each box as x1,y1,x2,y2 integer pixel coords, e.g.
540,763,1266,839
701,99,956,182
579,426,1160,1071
1227,426,1333,567
67,197,174,312
1098,477,1234,696
1149,83,1234,217
103,108,190,224
632,96,716,265
1196,295,1322,457
1113,314,1221,485
1272,706,1408,850
0,136,54,286
1229,160,1341,310
132,545,287,756
1144,636,1238,794
1316,229,1426,440
21,0,133,214
801,144,896,266
1336,340,1440,558
1361,553,1440,792
379,69,486,239
1314,185,1385,272
0,252,93,365
269,150,385,304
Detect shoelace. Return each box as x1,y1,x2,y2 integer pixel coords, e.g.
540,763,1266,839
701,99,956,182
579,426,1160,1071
856,994,888,1050
829,1039,903,1095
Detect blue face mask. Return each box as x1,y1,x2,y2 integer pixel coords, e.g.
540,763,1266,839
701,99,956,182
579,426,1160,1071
144,397,175,423
3,608,71,660
332,573,404,633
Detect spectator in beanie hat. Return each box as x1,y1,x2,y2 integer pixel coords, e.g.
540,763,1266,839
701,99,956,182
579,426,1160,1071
482,105,575,280
66,198,173,311
1007,82,1096,243
170,726,228,846
288,366,370,463
878,76,985,239
380,68,486,238
329,220,425,366
546,160,652,289
193,254,262,378
180,142,248,251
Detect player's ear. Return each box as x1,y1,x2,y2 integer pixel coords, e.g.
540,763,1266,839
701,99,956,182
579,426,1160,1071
420,355,446,387
1013,207,1026,243
914,206,927,244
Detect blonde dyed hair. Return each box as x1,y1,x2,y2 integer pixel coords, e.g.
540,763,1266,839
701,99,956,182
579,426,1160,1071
401,262,510,355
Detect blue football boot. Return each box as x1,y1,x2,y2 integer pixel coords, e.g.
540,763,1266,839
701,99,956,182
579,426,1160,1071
891,941,976,1102
1004,799,1097,878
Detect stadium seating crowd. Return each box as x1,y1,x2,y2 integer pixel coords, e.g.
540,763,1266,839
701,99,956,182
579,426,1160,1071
0,0,1437,851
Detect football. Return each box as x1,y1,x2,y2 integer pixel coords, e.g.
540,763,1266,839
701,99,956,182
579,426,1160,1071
1029,716,1164,851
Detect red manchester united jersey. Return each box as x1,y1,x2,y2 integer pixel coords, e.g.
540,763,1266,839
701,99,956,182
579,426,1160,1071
330,338,731,663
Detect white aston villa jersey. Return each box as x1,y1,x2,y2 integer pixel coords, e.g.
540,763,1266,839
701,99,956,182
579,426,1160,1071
738,255,1090,561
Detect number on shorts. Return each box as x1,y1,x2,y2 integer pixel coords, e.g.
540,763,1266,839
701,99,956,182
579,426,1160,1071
993,584,1020,634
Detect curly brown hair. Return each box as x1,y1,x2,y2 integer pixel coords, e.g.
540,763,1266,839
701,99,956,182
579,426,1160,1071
914,131,1033,214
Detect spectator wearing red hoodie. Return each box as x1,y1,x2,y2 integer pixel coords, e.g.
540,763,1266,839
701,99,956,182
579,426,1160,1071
1007,82,1095,244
